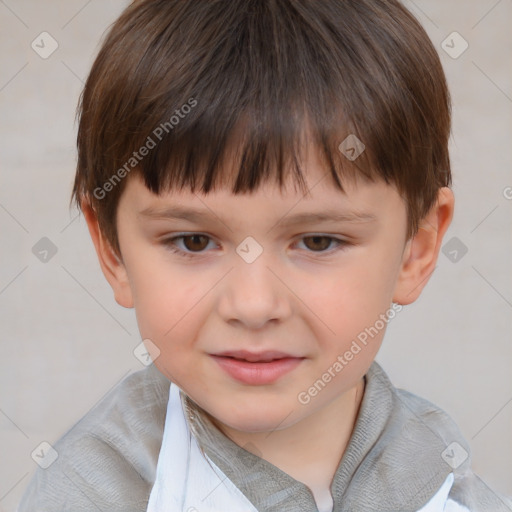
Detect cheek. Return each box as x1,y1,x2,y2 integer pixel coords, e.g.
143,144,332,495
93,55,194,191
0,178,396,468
300,250,399,350
320,260,394,312
133,271,206,385
125,250,205,345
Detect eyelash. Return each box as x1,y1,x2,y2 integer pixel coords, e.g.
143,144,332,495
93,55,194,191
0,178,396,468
161,233,350,259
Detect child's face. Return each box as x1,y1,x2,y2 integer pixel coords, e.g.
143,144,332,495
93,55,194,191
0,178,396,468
108,149,413,434
99,141,424,432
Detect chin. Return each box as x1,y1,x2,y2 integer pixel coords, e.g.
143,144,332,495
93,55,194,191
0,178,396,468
208,402,302,434
219,416,286,434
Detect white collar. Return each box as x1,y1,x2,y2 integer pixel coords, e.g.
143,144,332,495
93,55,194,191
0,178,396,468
146,382,258,512
147,382,461,512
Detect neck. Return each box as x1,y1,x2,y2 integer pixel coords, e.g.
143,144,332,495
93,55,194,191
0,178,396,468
208,377,366,488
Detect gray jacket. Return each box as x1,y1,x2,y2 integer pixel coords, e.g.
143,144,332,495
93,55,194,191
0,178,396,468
17,361,512,511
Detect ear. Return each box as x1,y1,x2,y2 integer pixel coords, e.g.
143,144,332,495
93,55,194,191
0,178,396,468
82,200,134,309
392,187,454,305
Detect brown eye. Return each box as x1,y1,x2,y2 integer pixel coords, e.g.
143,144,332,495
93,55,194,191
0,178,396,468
162,234,216,259
182,234,210,251
302,236,334,252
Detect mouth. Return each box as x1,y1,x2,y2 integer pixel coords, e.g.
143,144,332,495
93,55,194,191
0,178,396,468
210,350,305,385
212,350,300,363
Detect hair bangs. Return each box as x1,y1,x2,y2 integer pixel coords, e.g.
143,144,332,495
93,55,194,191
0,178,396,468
135,94,377,202
73,0,452,256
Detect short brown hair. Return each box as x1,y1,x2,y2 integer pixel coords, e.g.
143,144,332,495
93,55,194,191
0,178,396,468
71,0,451,257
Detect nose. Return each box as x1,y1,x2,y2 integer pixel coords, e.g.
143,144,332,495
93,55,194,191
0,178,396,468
216,250,292,330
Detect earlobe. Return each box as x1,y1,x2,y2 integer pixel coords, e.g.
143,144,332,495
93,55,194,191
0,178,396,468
392,187,454,305
82,200,134,309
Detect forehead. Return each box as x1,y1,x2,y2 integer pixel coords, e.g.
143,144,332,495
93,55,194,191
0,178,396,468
119,162,406,232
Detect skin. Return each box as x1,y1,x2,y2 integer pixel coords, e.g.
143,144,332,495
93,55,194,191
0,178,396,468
83,145,454,502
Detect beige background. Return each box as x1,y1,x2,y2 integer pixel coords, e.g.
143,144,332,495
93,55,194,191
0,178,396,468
1,0,511,509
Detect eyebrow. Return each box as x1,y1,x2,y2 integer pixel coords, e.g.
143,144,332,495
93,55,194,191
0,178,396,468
138,205,377,226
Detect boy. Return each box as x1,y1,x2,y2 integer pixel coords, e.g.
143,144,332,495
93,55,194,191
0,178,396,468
17,0,512,511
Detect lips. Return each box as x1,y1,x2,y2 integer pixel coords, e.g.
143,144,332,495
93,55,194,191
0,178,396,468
210,350,305,385
212,350,297,363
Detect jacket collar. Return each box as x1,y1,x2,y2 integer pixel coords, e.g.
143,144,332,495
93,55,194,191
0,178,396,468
181,361,462,511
